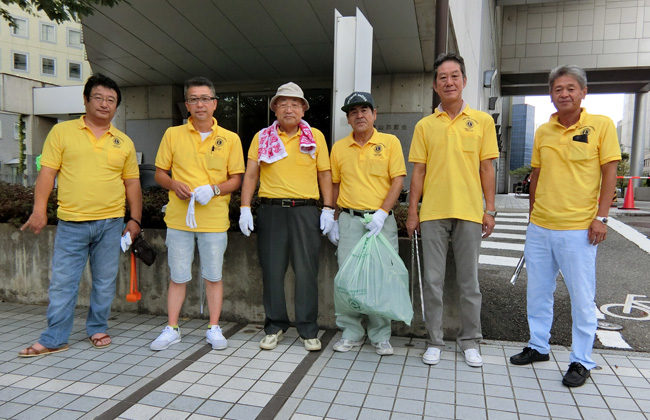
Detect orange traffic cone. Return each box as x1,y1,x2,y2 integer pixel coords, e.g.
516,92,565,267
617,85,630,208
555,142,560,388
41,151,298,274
620,178,638,210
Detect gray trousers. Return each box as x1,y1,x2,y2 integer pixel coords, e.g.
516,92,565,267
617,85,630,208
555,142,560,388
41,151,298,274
257,204,320,339
420,219,483,351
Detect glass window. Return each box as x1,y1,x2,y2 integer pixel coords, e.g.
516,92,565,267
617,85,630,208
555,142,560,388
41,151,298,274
67,29,82,47
68,61,81,80
42,57,55,75
11,18,28,38
40,23,55,43
14,122,20,140
13,52,28,71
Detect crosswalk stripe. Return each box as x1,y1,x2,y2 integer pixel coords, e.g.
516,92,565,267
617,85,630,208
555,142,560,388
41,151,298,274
479,255,521,267
496,217,530,224
482,241,525,251
490,232,527,240
494,225,527,231
498,213,529,218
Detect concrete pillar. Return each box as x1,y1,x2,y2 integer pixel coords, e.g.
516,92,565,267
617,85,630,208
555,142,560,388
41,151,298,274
630,92,648,188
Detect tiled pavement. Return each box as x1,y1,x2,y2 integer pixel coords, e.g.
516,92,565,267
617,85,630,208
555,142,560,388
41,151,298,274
1,302,649,420
2,194,650,420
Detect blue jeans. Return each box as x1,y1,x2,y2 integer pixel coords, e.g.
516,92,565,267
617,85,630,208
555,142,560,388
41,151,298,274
524,223,598,370
39,218,123,348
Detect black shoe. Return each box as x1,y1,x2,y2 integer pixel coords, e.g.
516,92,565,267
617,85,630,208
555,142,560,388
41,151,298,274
562,362,590,387
510,347,550,365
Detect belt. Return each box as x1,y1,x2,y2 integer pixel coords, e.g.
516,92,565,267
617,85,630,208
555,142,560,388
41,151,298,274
339,207,393,217
260,198,318,207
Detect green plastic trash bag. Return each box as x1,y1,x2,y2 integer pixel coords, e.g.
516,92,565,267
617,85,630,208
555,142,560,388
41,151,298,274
333,229,413,325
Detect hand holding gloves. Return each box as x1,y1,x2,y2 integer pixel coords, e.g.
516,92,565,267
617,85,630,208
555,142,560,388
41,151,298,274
194,184,214,205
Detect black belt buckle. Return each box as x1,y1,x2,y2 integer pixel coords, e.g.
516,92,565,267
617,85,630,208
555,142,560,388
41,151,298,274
281,199,294,208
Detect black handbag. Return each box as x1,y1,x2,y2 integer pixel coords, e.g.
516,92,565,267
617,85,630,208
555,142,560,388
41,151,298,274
132,233,156,266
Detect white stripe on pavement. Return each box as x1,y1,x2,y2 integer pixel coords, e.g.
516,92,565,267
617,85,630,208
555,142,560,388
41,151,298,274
494,225,528,231
482,241,525,251
498,213,529,218
479,255,522,267
490,232,527,240
596,330,632,349
497,217,530,224
608,217,650,255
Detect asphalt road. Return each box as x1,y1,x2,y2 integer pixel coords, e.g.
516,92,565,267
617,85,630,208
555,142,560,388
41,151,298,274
478,204,650,354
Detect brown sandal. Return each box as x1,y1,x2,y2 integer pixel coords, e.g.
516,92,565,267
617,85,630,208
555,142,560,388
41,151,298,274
89,333,111,349
18,344,69,358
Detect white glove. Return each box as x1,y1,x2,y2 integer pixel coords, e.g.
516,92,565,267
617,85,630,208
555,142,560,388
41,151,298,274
320,208,335,235
186,193,197,229
239,206,254,237
366,209,388,237
194,184,214,205
327,220,339,246
120,232,132,252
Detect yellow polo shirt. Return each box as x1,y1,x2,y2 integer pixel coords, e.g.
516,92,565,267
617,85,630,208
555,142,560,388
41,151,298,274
531,109,621,230
409,105,499,224
248,125,330,199
40,116,139,221
155,117,245,232
331,129,406,210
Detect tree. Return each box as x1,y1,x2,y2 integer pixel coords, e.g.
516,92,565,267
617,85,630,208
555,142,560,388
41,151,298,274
510,165,532,178
617,152,630,191
1,0,125,26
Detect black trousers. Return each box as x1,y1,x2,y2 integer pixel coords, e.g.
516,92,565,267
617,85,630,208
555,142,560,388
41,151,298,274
257,204,321,339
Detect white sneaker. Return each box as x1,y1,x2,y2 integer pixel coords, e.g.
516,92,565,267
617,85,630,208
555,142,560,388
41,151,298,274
332,338,364,352
150,326,181,351
260,330,283,350
423,347,441,365
300,337,321,351
374,341,394,356
464,348,483,367
206,325,227,350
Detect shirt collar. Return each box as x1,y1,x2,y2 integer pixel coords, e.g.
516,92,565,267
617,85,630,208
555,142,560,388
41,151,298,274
187,116,218,133
436,101,469,118
77,115,117,136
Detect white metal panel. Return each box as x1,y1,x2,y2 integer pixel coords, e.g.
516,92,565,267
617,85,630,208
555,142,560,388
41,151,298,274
33,86,85,116
332,8,373,144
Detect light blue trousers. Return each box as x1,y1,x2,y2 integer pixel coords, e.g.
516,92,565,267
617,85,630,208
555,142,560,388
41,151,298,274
335,211,398,343
524,223,598,370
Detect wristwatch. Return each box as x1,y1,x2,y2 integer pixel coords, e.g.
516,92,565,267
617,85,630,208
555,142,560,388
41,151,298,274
485,210,497,217
212,184,221,196
596,216,608,225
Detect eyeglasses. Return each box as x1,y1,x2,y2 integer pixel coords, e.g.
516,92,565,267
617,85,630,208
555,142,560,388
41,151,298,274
276,103,303,111
186,96,216,105
90,95,117,105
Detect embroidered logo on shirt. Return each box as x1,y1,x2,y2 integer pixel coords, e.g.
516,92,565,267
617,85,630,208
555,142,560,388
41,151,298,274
373,144,385,157
463,118,478,131
578,126,594,136
112,137,123,148
213,137,226,151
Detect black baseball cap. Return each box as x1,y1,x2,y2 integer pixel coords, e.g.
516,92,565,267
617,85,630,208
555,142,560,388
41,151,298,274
341,91,375,113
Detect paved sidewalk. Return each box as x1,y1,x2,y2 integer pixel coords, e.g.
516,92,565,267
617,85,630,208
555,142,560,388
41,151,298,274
1,302,649,420
2,194,649,420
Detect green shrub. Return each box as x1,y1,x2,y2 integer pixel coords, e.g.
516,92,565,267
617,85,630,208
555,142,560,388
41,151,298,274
0,181,412,235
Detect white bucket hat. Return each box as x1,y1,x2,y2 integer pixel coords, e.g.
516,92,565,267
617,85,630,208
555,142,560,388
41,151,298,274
269,82,310,111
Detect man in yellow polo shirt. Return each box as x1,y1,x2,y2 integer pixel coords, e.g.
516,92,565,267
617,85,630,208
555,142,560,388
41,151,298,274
19,74,142,357
239,82,334,351
151,77,244,351
407,52,499,368
510,65,620,388
328,91,406,356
